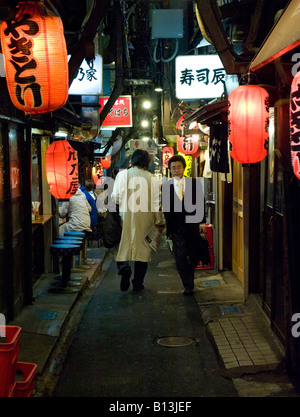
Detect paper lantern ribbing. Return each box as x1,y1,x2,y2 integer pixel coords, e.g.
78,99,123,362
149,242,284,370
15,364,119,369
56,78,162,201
45,140,78,199
176,115,199,155
290,71,300,180
0,1,68,114
228,85,269,164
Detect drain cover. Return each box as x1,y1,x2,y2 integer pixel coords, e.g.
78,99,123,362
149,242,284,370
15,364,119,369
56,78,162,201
36,311,57,320
202,280,220,287
220,305,242,315
156,336,195,347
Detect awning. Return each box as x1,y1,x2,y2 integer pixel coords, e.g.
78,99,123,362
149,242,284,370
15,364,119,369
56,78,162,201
250,0,300,72
183,100,228,126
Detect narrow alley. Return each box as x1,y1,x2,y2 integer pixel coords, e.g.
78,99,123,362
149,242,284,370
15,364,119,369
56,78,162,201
13,235,296,400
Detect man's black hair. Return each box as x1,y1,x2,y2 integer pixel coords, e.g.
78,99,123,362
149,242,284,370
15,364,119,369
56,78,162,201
168,154,186,169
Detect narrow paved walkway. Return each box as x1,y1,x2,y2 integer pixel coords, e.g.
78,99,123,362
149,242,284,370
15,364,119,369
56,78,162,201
53,239,238,397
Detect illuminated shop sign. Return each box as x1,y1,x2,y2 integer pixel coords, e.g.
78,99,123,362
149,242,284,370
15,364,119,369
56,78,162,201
69,55,103,95
175,55,226,99
99,95,132,129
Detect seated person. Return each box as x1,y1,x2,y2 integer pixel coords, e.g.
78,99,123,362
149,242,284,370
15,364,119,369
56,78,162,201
59,187,92,237
79,180,98,228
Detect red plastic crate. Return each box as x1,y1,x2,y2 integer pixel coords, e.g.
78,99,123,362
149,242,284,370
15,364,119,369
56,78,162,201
196,224,214,270
13,362,37,397
196,247,215,270
0,326,21,397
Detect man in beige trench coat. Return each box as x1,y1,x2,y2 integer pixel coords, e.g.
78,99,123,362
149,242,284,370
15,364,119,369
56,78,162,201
111,149,165,293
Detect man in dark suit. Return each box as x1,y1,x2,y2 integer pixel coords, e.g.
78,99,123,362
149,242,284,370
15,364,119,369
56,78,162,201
162,155,205,296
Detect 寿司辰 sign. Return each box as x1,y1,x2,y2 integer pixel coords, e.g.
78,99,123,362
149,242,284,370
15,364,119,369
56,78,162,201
99,95,132,129
175,55,226,99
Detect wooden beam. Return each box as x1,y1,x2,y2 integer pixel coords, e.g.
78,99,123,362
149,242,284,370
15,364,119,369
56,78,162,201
195,0,249,75
68,0,110,87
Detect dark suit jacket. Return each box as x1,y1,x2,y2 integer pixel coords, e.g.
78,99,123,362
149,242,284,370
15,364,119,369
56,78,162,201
162,177,204,237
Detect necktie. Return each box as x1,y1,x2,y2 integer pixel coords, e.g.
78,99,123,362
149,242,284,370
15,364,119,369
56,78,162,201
177,180,184,200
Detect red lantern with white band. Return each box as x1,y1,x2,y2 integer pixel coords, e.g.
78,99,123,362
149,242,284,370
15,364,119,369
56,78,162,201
228,85,269,164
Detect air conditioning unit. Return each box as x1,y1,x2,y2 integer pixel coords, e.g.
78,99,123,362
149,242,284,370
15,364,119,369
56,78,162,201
151,9,184,39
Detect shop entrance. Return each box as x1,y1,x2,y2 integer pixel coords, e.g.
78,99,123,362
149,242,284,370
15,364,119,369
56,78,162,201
232,159,244,286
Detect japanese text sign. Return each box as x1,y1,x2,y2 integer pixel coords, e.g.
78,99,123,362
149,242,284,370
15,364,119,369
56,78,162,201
99,95,132,128
69,55,103,95
175,55,226,99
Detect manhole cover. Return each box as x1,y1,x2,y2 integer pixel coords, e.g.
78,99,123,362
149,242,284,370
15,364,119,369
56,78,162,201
156,336,195,347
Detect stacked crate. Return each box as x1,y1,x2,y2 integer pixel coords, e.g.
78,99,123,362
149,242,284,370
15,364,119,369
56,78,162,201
0,326,37,397
195,223,215,270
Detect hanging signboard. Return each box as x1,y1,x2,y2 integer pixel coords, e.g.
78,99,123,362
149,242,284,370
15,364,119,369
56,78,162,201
175,55,226,99
99,95,132,129
129,139,157,154
69,55,103,95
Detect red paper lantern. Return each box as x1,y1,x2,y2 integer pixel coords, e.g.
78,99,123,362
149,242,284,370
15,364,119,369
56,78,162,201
228,85,269,164
0,1,68,114
176,115,199,155
162,146,174,168
100,156,111,170
45,140,78,199
290,71,300,180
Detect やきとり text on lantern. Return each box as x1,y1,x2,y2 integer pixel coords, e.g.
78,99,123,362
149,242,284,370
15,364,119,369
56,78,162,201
290,70,300,180
0,1,68,114
45,140,78,200
228,85,269,164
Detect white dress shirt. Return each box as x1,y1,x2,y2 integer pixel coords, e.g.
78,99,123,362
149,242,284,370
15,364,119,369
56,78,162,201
174,177,185,200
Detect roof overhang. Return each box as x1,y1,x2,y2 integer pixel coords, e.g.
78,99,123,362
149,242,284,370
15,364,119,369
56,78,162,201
182,100,228,126
250,0,300,72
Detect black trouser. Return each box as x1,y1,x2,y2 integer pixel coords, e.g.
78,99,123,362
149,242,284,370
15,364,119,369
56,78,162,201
171,224,201,292
117,261,148,288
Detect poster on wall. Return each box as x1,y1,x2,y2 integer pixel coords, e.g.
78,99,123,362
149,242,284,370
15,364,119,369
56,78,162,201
99,95,132,129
